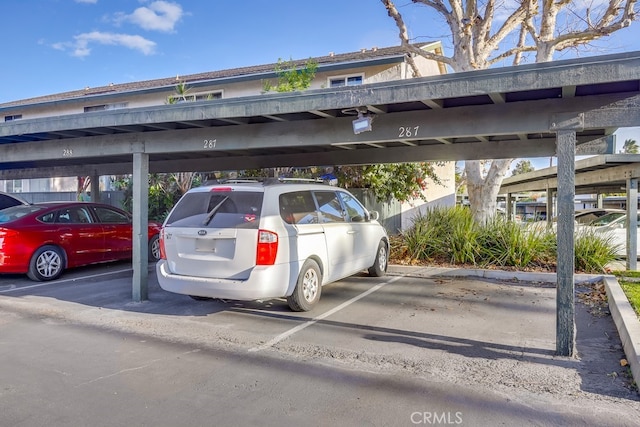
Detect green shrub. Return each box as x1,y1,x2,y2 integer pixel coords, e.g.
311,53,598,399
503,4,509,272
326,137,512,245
574,228,620,273
398,206,620,273
402,206,479,263
477,218,556,269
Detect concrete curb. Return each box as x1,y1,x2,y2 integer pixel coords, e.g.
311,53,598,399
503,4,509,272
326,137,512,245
603,276,640,386
387,265,603,284
388,265,639,385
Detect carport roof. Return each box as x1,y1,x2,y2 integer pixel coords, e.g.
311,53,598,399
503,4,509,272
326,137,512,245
499,154,640,195
0,49,640,178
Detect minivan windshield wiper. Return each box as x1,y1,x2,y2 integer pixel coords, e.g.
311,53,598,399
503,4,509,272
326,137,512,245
203,196,229,226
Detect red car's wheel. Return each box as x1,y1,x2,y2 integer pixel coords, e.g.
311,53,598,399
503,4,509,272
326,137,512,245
149,234,161,262
27,245,65,281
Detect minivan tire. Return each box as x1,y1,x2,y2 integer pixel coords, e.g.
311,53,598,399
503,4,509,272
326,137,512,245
287,259,322,312
368,240,388,277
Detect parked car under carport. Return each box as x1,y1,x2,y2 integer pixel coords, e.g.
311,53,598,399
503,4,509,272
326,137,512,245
0,202,162,281
0,191,28,211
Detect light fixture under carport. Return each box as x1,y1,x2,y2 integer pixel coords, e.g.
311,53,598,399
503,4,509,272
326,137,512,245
343,107,374,134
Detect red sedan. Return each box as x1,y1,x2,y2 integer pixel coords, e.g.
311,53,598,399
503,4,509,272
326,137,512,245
0,202,162,281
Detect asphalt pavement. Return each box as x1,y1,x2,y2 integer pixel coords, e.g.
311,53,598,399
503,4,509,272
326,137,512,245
0,262,638,426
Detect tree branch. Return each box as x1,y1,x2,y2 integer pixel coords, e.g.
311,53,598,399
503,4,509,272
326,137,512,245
483,1,534,54
381,0,424,76
381,0,455,72
487,45,538,66
544,0,636,53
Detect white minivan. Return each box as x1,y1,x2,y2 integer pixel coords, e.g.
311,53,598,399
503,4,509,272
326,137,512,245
156,179,389,311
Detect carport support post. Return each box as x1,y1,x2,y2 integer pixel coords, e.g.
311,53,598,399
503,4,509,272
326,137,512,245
556,129,576,357
90,174,100,203
132,152,149,302
626,178,638,271
546,188,554,227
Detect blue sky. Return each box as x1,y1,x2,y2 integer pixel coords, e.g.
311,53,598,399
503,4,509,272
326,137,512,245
2,0,640,170
2,0,400,103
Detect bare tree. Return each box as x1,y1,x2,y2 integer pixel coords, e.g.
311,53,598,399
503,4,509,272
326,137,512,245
381,0,636,223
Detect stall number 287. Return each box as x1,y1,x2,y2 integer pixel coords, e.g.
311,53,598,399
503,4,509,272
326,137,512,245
398,126,419,138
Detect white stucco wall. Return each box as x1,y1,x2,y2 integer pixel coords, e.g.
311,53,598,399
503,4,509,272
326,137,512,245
400,161,456,230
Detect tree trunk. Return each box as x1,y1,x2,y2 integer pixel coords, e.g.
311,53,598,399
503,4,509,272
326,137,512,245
464,159,512,223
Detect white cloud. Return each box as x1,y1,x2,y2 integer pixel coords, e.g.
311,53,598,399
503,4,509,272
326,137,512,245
54,31,156,57
117,1,183,32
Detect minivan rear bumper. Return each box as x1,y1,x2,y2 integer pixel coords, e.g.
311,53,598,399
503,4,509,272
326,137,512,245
156,260,292,301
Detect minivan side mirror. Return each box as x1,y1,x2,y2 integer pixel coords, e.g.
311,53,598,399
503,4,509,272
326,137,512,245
369,211,380,221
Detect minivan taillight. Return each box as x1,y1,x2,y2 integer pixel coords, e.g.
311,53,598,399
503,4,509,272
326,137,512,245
256,230,278,265
159,230,167,260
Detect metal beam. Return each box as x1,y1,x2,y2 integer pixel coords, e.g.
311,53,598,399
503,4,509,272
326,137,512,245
500,163,640,193
145,138,557,171
0,137,559,179
2,93,637,167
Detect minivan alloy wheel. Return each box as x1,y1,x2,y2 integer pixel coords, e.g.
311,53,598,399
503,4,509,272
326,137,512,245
287,259,322,312
302,268,319,302
368,240,388,277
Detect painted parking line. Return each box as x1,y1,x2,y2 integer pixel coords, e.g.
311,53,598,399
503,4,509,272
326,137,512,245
248,275,403,353
0,268,132,294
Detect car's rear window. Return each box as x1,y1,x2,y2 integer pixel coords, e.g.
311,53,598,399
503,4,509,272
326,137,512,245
165,190,263,229
588,212,625,226
0,205,43,223
0,193,25,210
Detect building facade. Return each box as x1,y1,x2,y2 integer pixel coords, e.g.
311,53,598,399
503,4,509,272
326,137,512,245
0,42,455,228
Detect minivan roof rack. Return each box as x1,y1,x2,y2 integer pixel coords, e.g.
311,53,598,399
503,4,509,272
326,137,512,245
222,178,263,184
207,177,329,186
263,177,326,185
208,177,266,184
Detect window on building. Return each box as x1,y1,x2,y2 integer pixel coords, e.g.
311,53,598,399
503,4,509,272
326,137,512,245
180,91,223,102
194,91,222,101
169,90,222,104
84,102,128,113
329,75,364,88
4,114,22,122
7,179,23,193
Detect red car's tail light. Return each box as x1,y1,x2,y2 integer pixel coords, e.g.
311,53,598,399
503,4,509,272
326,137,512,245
256,230,278,265
159,230,167,260
211,187,233,192
0,227,18,249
